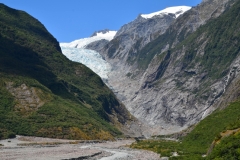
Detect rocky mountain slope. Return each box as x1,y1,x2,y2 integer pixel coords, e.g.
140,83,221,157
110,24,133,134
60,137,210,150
98,6,191,64
130,1,240,158
90,0,239,135
0,3,140,139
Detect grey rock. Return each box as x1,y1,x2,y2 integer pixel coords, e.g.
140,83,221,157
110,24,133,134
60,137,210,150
91,29,111,37
93,0,238,135
6,83,45,112
100,13,176,63
85,39,109,53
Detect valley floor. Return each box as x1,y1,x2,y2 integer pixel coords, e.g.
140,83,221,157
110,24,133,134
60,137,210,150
0,136,161,160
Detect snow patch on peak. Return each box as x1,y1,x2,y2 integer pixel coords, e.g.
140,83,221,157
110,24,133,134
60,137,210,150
60,30,117,49
95,30,117,39
141,6,191,19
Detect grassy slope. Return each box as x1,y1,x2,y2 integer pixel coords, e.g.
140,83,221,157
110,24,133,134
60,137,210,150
0,3,131,140
0,75,122,139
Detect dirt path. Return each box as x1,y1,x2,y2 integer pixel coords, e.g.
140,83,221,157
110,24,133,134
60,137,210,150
0,135,161,160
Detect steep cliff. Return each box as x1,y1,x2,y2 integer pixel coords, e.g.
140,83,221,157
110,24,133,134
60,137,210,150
100,7,192,65
95,0,239,134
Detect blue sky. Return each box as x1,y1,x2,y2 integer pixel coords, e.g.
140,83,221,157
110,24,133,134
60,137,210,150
1,0,202,42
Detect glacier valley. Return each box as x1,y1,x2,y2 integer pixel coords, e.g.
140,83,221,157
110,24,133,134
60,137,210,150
60,30,116,80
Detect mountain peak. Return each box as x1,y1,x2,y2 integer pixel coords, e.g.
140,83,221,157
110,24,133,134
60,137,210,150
60,30,117,49
141,6,191,19
90,29,117,38
91,29,110,37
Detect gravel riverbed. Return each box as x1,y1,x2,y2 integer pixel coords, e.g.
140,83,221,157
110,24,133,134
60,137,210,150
0,136,161,160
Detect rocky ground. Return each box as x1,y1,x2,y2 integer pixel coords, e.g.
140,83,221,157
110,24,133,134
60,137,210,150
0,136,161,160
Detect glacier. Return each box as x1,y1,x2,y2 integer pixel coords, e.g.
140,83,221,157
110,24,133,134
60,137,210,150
60,30,116,80
60,6,191,81
61,47,111,79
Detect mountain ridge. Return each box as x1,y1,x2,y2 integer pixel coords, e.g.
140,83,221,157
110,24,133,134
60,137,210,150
61,30,116,49
87,0,239,135
0,3,141,139
140,6,191,19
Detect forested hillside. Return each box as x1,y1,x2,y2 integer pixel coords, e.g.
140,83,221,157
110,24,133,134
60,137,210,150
0,3,134,140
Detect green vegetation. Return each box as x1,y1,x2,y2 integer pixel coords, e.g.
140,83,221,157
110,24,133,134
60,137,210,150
207,131,240,159
133,10,192,70
0,3,132,140
131,139,181,157
134,0,240,80
0,74,122,140
131,101,240,159
178,0,240,81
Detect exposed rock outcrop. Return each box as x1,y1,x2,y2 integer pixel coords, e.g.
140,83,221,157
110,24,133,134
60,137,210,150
6,83,47,112
100,13,176,64
91,29,111,37
85,39,109,53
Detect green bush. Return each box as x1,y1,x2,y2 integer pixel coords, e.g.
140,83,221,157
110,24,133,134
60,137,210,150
131,101,240,159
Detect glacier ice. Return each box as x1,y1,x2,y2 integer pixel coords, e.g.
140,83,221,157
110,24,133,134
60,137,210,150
60,30,116,80
61,46,112,79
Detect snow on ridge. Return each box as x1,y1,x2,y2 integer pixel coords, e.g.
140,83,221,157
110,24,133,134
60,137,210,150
141,6,191,19
95,30,117,39
60,30,117,49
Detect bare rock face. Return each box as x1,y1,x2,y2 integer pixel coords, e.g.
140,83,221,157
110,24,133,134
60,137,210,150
209,56,240,112
85,39,109,53
94,0,239,135
6,83,48,113
100,13,176,65
91,29,111,37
